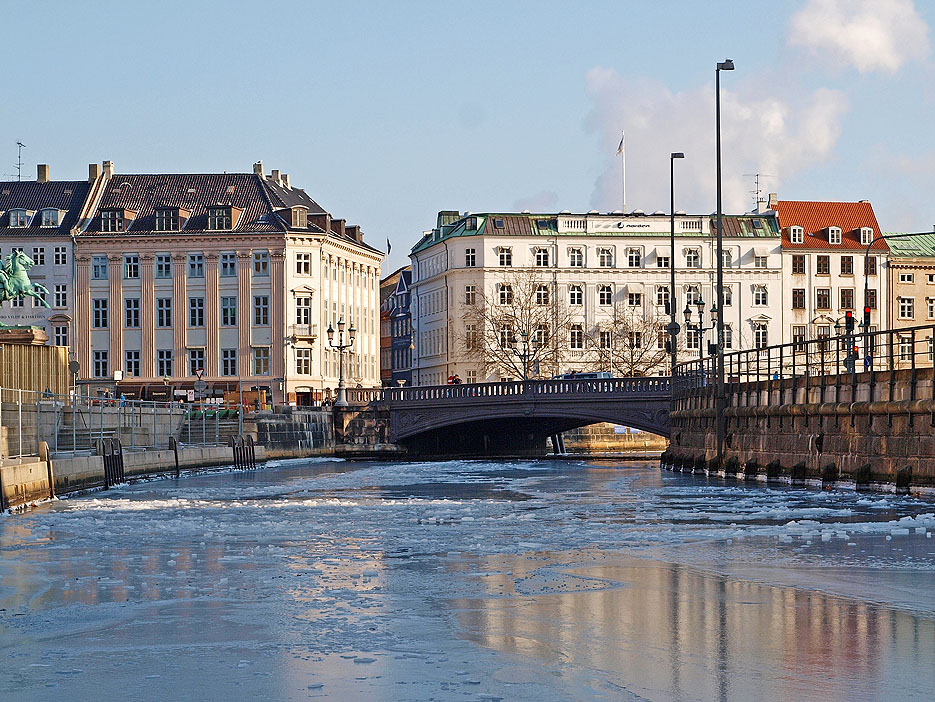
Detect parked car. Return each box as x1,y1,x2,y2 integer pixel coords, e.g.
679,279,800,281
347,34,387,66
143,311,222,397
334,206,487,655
552,372,614,380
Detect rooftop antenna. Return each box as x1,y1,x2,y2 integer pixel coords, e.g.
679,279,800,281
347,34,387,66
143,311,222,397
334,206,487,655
15,141,26,181
743,172,774,211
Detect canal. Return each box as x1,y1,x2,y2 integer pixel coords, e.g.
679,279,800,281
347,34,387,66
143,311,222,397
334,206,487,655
1,457,934,701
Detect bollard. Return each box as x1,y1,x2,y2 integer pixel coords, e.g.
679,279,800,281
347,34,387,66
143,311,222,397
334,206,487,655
170,436,180,478
39,441,54,499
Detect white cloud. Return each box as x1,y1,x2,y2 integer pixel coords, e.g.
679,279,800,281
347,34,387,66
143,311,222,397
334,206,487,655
583,67,848,214
788,0,929,73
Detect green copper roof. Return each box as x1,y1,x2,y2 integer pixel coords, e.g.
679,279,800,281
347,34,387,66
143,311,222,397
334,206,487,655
885,232,935,257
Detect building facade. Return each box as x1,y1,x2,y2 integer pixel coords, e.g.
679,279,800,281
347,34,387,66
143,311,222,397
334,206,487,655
74,161,382,404
409,210,783,385
386,267,412,386
885,232,935,368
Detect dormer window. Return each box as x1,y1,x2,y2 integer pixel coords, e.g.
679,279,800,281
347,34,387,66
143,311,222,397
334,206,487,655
40,209,60,227
860,227,874,245
790,225,804,244
155,208,180,231
291,207,308,229
8,209,28,227
101,209,125,232
208,207,232,230
828,226,842,245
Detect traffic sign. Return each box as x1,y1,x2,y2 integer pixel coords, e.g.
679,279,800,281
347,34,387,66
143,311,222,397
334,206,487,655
194,379,207,393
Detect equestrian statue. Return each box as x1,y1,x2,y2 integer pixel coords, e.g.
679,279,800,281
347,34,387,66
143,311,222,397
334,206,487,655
0,250,51,323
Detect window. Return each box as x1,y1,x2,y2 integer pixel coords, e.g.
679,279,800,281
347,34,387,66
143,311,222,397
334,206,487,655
792,325,807,350
792,288,806,309
220,252,237,277
929,297,935,320
254,348,271,376
53,325,68,347
465,248,476,267
253,251,270,275
866,256,877,275
599,285,613,305
93,350,108,378
792,255,806,275
254,295,269,325
816,288,831,310
627,248,641,268
536,284,550,305
569,285,583,305
32,247,45,265
498,284,513,305
157,350,173,377
221,348,237,376
221,296,237,326
723,326,733,350
835,256,853,276
816,256,830,275
899,272,915,284
493,218,504,229
295,348,312,375
899,297,914,319
92,255,108,280
928,274,935,285
685,285,701,306
867,289,877,310
101,210,123,232
155,208,179,231
754,255,768,269
569,248,584,267
533,324,549,347
124,254,140,279
535,248,550,267
686,329,700,350
54,284,67,308
828,227,842,245
10,295,22,308
656,286,670,309
656,331,666,350
859,227,873,245
464,285,476,306
790,225,804,244
498,247,512,266
465,323,478,350
656,255,670,269
754,323,768,349
207,207,231,230
32,288,47,307
189,297,205,327
840,288,854,310
753,286,768,306
156,297,172,327
40,210,58,227
722,249,733,268
125,351,141,378
155,254,172,278
92,298,108,327
296,252,312,275
628,292,642,307
189,349,205,376
188,253,205,278
722,285,733,307
685,248,701,268
125,298,140,327
899,336,913,361
570,325,584,350
54,246,67,266
8,209,27,227
598,248,614,267
295,297,311,325
498,323,513,348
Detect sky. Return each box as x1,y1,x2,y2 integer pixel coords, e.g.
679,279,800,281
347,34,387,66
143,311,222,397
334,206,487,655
3,0,933,273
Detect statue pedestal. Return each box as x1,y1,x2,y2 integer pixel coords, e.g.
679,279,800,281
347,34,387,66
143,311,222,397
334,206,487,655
0,326,49,345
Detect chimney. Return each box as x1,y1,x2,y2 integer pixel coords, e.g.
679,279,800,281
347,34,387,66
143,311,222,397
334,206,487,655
767,192,778,210
253,161,264,177
36,164,50,182
332,218,346,238
89,163,102,182
282,173,290,189
102,160,115,179
271,169,282,186
346,224,361,242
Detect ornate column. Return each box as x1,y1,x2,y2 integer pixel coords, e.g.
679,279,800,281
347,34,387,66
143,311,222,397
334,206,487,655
75,255,92,379
270,250,286,388
141,255,155,378
237,250,253,380
205,253,220,377
172,253,187,379
107,255,123,375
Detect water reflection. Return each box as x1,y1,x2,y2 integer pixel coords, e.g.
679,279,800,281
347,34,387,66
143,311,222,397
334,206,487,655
453,551,935,701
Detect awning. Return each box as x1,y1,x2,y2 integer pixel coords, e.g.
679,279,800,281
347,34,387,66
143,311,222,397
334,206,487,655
626,282,645,293
754,246,771,256
655,245,671,257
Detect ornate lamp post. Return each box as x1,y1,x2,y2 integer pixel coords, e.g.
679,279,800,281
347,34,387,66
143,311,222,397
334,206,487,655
326,318,356,407
511,330,531,382
683,297,718,353
668,151,685,377
715,57,734,463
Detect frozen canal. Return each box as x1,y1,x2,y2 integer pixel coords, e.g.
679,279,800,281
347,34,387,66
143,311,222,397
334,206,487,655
2,457,935,701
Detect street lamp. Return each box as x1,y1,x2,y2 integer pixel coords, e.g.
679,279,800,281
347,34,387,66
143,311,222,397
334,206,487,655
683,297,718,353
668,152,685,377
715,57,734,463
326,318,357,407
511,330,531,382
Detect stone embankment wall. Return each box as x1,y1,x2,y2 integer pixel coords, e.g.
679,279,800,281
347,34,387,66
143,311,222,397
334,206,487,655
667,367,935,490
248,409,334,458
562,422,667,453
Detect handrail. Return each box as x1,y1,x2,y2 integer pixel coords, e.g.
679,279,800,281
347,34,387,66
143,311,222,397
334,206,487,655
381,376,671,403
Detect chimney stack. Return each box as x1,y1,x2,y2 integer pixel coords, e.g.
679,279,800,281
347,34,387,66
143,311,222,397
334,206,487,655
332,218,346,238
768,192,778,210
102,160,115,178
89,163,102,182
37,164,50,182
282,173,290,189
253,161,264,178
271,169,282,186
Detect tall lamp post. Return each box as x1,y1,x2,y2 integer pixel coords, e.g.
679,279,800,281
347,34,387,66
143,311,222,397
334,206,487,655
715,58,734,463
511,330,531,382
326,318,356,407
683,297,718,355
668,152,685,377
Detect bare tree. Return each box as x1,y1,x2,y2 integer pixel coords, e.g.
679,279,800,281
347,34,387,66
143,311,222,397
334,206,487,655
458,269,575,380
582,301,678,376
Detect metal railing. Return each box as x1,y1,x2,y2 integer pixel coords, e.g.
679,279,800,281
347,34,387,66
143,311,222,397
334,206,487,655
381,376,671,403
673,322,935,402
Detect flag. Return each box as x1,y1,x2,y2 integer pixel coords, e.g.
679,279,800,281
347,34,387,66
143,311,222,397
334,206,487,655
616,132,625,156
386,238,392,255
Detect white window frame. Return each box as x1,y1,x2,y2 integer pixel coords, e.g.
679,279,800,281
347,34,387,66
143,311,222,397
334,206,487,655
790,226,804,244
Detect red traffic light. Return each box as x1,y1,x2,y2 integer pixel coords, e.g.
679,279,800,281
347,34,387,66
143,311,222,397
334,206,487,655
864,306,871,314
845,311,853,319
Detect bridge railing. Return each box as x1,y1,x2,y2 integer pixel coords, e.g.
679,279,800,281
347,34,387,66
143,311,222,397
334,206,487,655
382,376,670,403
672,322,935,401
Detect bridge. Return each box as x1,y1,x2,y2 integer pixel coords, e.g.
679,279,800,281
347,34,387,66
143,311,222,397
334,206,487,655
341,377,671,455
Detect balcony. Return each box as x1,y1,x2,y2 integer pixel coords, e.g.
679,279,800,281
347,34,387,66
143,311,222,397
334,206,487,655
290,324,318,341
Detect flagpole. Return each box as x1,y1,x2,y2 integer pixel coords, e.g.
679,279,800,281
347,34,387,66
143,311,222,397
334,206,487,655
617,130,626,212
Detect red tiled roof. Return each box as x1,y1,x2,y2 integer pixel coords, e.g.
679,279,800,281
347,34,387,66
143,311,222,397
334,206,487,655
774,200,888,250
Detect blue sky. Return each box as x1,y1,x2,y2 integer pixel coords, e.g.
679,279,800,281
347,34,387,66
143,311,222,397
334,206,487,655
3,0,933,272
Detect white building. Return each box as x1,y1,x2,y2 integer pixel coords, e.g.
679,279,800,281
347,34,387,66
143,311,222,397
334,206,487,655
409,210,784,385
